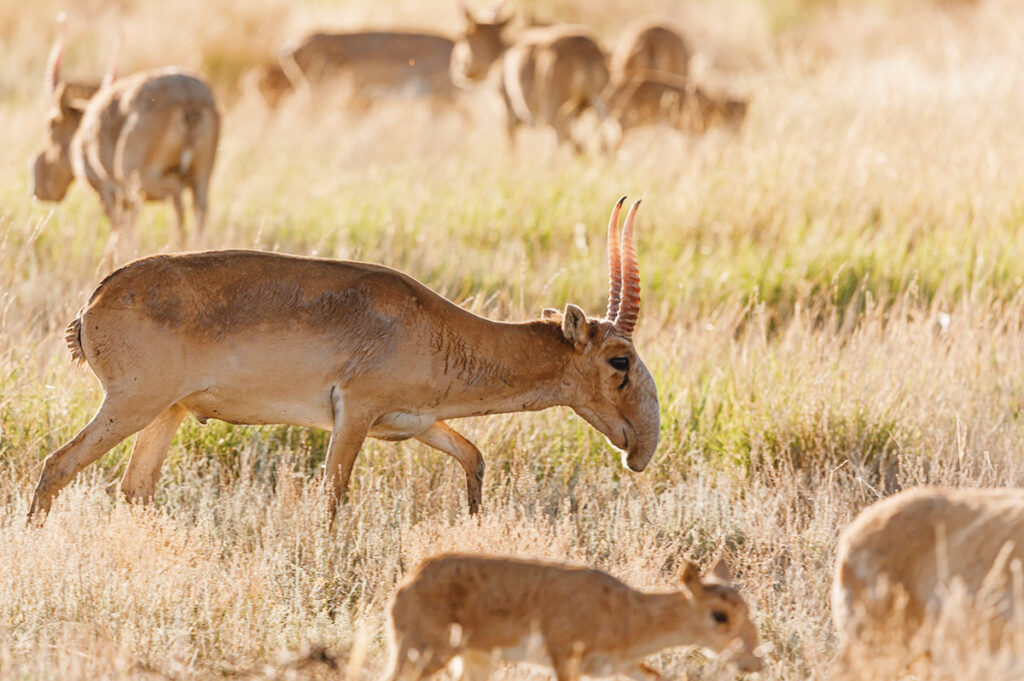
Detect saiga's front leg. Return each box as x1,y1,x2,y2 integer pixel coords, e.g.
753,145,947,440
415,421,485,514
323,386,373,521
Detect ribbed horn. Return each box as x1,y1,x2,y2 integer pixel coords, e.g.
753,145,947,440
46,13,68,98
102,33,122,89
606,196,626,321
614,199,642,338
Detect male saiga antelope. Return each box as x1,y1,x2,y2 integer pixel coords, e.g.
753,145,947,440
384,553,763,681
32,19,219,244
29,199,659,520
451,9,610,151
832,486,1024,677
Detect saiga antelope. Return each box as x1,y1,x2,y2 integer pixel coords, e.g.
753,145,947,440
384,553,764,681
609,19,692,86
29,199,659,520
273,31,461,109
32,18,219,245
604,72,747,148
832,486,1024,677
451,8,610,151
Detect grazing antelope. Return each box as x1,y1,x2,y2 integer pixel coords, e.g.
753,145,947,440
604,72,747,148
384,553,764,681
28,199,659,521
240,61,293,108
31,19,220,244
451,9,610,151
609,19,691,86
832,487,1024,677
263,31,460,108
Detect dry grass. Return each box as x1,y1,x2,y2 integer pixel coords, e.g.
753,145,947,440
3,0,1024,678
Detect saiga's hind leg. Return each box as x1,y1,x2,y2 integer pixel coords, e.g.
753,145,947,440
119,403,187,503
29,395,172,519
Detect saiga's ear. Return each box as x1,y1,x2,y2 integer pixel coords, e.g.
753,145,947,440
679,560,704,599
561,303,590,349
709,558,733,584
541,307,561,321
461,3,477,29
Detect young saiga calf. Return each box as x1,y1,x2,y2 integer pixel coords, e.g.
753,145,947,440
29,199,659,520
384,553,764,681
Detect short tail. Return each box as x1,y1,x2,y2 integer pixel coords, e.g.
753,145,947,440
65,316,85,365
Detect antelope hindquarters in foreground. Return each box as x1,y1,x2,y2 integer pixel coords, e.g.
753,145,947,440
832,486,1024,678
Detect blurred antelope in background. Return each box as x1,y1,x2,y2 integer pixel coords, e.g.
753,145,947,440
249,30,462,110
384,553,763,681
452,7,610,151
604,72,747,148
29,198,659,521
32,17,220,246
609,19,692,85
832,487,1024,678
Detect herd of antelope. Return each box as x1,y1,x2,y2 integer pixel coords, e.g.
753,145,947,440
25,7,1023,681
246,7,748,151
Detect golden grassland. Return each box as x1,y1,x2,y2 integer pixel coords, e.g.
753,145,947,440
2,0,1024,678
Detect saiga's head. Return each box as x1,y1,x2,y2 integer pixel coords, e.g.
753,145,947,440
678,559,764,673
32,16,114,202
450,4,512,84
547,198,660,473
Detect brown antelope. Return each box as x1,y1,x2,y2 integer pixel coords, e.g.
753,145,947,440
832,487,1024,677
32,20,219,245
604,72,747,148
240,61,293,108
28,199,659,520
384,553,763,681
451,9,609,151
259,31,461,108
609,19,691,86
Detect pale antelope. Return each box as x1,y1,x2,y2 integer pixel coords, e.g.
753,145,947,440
267,31,460,108
451,9,610,151
28,199,659,520
832,487,1024,676
32,19,219,244
609,19,691,86
384,553,763,681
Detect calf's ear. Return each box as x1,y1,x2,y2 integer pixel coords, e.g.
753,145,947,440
679,560,704,598
709,558,733,584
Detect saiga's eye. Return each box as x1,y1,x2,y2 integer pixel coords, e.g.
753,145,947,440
608,356,629,372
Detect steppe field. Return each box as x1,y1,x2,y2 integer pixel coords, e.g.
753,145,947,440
2,0,1024,678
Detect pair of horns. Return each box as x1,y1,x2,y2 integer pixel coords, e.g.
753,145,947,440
606,197,642,338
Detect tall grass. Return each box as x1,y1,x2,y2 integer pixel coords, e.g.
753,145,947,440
2,0,1024,678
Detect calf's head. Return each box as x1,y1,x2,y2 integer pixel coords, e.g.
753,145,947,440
548,198,660,473
679,559,764,673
